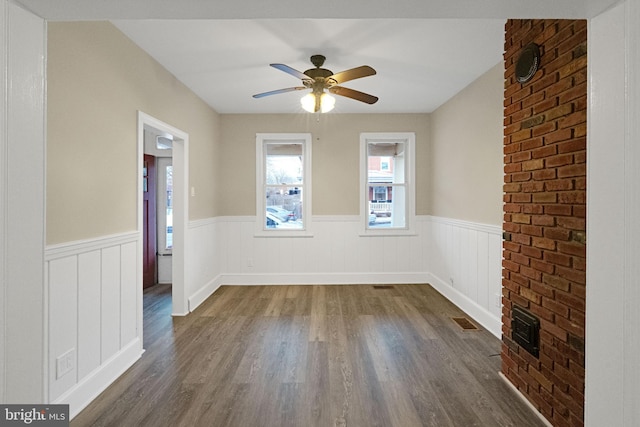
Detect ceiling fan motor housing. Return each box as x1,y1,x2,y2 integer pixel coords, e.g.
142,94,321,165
310,54,326,67
253,53,378,107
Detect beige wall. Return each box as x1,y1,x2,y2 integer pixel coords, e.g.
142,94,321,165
47,22,220,245
47,21,502,243
219,113,430,216
429,62,504,226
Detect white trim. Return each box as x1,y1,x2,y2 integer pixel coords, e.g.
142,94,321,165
188,217,219,228
45,231,139,261
54,338,142,420
359,132,416,236
586,5,628,426
427,215,502,235
188,272,430,314
218,272,429,286
623,2,640,426
623,1,640,426
191,214,427,226
3,2,46,403
427,272,501,338
188,277,222,312
312,215,359,223
498,372,554,427
0,0,7,403
255,133,313,237
584,4,640,424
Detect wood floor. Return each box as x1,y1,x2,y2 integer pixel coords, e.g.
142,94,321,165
71,284,546,427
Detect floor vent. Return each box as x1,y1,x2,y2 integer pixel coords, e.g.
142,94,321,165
452,317,479,330
373,285,394,290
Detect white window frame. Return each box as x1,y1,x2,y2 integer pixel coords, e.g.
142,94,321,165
360,132,416,236
256,133,313,237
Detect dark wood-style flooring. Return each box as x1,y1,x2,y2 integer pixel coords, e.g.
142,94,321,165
71,284,546,427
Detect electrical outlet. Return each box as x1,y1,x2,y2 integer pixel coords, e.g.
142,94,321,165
247,257,253,267
494,293,502,308
56,348,75,379
449,277,454,286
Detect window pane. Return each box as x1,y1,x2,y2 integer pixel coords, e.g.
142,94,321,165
265,186,303,229
265,143,303,185
257,134,311,235
361,133,414,234
368,185,405,229
367,142,405,184
367,140,406,229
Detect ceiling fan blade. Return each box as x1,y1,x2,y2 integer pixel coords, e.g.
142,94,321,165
253,87,306,98
328,65,376,85
329,86,378,104
270,63,311,81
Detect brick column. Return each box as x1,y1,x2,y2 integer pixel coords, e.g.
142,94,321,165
502,19,587,427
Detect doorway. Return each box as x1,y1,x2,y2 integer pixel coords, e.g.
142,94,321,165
142,153,157,288
142,150,173,288
137,111,189,325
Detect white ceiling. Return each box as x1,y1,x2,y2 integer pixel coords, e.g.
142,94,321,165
17,0,618,114
113,19,505,114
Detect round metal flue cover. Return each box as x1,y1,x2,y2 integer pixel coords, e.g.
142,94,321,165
515,43,541,84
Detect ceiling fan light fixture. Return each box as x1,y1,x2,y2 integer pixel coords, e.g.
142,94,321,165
300,92,335,113
300,92,316,113
320,93,335,113
255,55,377,111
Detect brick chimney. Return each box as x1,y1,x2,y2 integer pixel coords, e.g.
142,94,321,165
502,19,587,427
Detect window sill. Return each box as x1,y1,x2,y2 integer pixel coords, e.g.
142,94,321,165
359,228,417,237
254,229,314,238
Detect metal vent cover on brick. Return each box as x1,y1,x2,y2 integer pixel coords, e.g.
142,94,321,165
512,305,540,357
452,317,479,330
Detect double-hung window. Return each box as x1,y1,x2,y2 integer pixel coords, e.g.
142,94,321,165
360,132,415,235
256,133,312,236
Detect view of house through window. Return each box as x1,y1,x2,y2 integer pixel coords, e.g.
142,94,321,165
368,143,406,228
361,132,415,233
264,143,304,229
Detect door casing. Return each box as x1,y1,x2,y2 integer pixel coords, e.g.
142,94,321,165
137,111,189,320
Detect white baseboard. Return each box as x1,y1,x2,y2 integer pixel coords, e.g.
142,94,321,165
427,272,502,338
186,272,430,313
217,272,429,286
188,277,222,312
55,338,143,420
498,372,553,427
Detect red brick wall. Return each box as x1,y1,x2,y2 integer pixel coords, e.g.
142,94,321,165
502,20,587,427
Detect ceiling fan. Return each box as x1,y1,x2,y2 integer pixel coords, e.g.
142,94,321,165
253,54,378,113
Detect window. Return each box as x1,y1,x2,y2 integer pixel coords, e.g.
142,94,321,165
360,132,415,234
256,133,312,236
157,157,173,251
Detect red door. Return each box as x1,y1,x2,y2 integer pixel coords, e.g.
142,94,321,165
143,154,157,288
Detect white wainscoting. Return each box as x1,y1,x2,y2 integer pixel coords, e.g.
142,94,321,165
425,216,503,337
45,231,143,418
187,215,502,337
186,218,224,311
47,216,501,418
